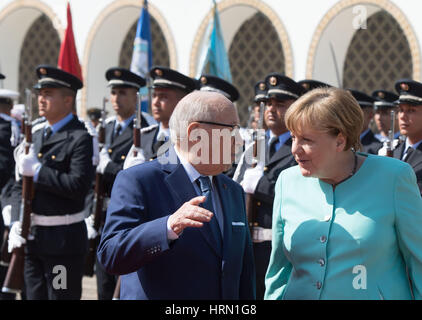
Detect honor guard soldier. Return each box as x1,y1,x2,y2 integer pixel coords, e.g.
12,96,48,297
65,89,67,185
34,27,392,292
87,108,103,128
372,90,400,143
249,80,268,130
8,65,94,300
348,89,383,154
235,73,303,299
393,79,422,195
123,66,197,169
92,67,148,300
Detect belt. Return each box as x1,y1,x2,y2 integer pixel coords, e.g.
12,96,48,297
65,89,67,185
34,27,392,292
252,226,272,243
31,211,86,227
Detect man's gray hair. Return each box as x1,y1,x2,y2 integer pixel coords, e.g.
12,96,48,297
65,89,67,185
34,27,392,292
169,91,233,144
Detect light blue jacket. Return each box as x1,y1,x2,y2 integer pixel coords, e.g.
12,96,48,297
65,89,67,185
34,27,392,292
265,154,422,300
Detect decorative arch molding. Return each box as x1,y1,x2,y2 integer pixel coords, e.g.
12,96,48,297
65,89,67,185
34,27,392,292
0,0,63,90
81,0,176,114
189,0,294,78
306,0,421,82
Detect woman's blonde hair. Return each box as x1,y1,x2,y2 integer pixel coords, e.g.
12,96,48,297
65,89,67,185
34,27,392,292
285,87,364,151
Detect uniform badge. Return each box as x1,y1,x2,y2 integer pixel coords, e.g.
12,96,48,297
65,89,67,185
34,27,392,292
401,83,409,91
39,68,47,75
259,83,266,91
155,69,163,77
302,83,310,90
200,76,207,84
269,76,277,86
377,91,385,99
114,70,122,77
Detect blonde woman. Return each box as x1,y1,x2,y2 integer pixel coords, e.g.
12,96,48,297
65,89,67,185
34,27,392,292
265,87,422,300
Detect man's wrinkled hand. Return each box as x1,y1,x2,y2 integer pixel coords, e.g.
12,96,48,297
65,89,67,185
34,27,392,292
167,196,213,235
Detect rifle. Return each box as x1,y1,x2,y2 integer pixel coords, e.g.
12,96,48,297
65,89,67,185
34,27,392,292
112,276,121,300
2,89,34,294
386,109,396,158
133,92,142,157
245,101,265,235
0,226,11,267
84,97,108,277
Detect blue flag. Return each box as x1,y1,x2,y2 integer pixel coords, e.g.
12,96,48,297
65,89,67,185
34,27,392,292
130,0,152,113
198,0,232,82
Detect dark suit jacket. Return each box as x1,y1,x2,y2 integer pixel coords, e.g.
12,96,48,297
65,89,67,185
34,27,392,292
97,155,256,300
103,116,148,196
361,130,382,155
393,141,422,195
11,115,94,255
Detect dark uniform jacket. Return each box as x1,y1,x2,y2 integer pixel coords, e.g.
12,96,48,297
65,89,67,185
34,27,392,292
393,141,422,195
361,129,382,155
11,115,94,255
103,116,148,196
0,117,14,190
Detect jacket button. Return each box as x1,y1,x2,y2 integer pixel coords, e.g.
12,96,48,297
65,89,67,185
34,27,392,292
108,149,112,153
121,155,126,160
320,235,327,243
38,153,42,158
316,281,322,289
318,258,325,266
256,201,261,206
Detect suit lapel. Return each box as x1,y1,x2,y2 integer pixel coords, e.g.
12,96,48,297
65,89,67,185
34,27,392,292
40,116,80,149
164,159,222,258
405,144,422,168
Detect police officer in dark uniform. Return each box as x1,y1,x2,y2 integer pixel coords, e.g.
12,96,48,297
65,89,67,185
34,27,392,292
235,73,302,299
8,65,94,300
348,89,383,154
393,79,422,195
123,66,197,168
92,67,148,300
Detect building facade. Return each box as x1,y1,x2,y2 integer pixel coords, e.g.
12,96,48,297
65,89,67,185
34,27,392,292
0,0,420,125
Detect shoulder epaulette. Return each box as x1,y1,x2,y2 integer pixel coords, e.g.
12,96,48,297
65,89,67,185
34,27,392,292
141,123,159,134
32,119,47,133
105,116,116,124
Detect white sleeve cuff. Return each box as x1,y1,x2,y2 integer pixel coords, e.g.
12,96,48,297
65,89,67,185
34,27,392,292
166,217,179,241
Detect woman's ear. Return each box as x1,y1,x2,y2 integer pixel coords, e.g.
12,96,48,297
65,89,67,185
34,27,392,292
336,133,347,151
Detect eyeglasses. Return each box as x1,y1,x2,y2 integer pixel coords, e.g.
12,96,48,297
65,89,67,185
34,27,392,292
195,121,240,131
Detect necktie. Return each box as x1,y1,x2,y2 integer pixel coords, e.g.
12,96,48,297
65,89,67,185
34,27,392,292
115,124,122,137
268,136,278,159
197,176,222,251
153,133,168,155
44,127,53,140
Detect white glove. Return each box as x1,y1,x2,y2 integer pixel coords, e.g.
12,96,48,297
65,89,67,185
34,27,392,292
8,222,26,253
241,164,264,194
97,147,111,174
378,139,399,156
123,146,146,170
18,145,41,177
2,204,11,227
85,216,98,240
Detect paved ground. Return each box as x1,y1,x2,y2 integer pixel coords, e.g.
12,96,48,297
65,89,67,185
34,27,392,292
81,275,98,300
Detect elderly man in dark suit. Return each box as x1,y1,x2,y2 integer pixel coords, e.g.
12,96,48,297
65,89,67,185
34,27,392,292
97,91,255,299
393,79,422,195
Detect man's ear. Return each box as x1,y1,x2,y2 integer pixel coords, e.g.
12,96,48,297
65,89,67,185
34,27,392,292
187,122,201,142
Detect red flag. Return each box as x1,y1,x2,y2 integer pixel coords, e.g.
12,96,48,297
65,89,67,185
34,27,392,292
58,2,83,82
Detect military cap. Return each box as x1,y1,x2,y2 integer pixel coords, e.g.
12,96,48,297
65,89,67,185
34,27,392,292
150,66,196,93
265,73,304,101
394,79,422,106
0,73,4,80
0,89,19,105
348,89,376,109
34,65,83,92
298,79,332,93
198,75,239,102
372,90,398,110
87,108,103,121
105,67,146,89
254,80,267,103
